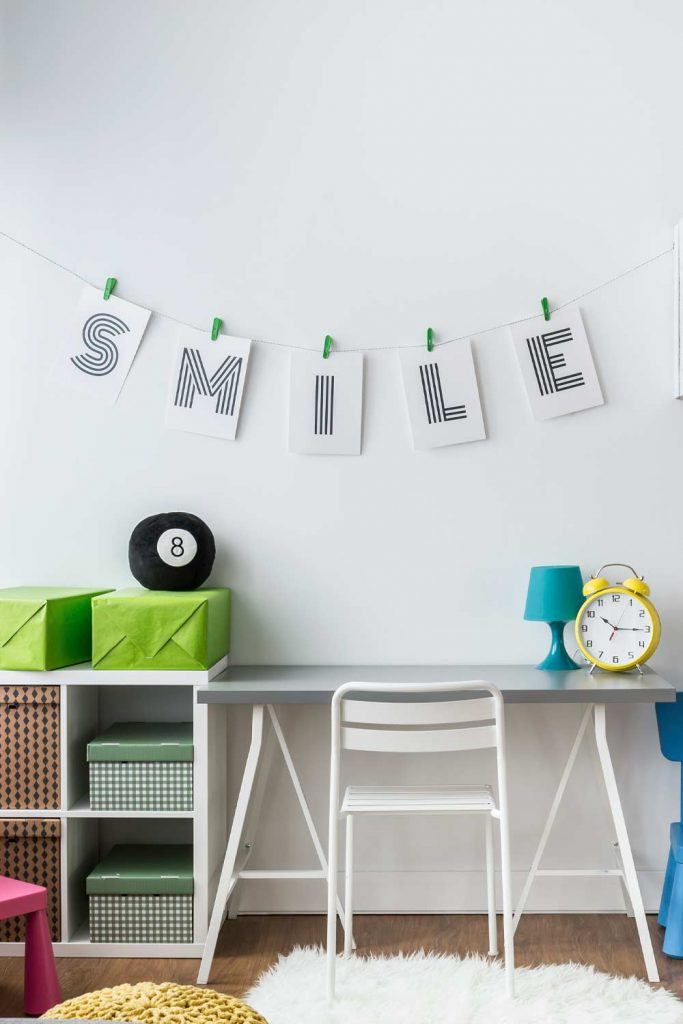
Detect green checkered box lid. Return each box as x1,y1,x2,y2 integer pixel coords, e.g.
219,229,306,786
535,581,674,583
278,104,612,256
87,722,193,762
86,844,194,895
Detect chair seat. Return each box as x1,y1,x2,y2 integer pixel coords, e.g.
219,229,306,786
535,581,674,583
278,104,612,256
0,875,47,920
341,783,497,815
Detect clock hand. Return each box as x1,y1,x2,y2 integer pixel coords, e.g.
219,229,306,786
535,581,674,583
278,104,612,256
608,602,632,640
599,614,620,640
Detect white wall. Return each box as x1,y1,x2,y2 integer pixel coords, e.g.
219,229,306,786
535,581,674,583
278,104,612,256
1,0,682,912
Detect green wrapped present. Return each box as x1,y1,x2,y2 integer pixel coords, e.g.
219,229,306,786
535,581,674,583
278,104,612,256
92,588,230,671
0,587,112,671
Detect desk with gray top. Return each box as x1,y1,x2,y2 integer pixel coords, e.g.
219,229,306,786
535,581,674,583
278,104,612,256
196,665,675,985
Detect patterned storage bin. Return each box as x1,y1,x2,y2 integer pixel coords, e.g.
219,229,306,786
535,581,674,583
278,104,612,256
0,685,60,809
87,844,193,943
0,818,61,941
89,894,194,943
88,722,193,811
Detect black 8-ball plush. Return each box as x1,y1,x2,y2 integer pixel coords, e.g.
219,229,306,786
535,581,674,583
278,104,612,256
129,512,216,591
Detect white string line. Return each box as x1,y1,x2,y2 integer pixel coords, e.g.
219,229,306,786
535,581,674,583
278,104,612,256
0,227,673,353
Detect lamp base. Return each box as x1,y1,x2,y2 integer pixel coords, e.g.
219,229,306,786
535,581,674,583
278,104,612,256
537,620,580,671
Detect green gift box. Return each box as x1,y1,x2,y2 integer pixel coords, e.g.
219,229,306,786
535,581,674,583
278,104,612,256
0,587,112,671
92,588,230,671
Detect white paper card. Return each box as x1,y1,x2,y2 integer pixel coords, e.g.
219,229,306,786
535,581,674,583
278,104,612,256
52,284,151,404
289,350,363,454
399,339,486,450
510,308,603,420
166,333,252,441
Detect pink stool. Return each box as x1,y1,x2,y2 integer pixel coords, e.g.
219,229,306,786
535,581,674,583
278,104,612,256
0,874,61,1015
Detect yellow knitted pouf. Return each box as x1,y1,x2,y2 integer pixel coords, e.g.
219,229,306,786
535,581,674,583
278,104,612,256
43,981,268,1024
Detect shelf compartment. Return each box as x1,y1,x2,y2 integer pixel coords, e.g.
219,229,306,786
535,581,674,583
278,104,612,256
65,685,195,811
64,817,195,947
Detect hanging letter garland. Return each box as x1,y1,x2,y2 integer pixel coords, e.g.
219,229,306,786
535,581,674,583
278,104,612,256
0,224,668,449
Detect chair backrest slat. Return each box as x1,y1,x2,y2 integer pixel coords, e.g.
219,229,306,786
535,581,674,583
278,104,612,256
341,723,497,753
342,695,495,727
332,681,503,757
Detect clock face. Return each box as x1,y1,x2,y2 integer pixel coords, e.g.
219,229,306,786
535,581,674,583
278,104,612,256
577,589,657,669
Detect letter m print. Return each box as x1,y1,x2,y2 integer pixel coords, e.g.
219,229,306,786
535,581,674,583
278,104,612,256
174,347,243,415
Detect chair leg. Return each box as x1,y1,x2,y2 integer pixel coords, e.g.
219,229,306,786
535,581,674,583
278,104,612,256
326,809,339,1000
23,909,61,1016
498,812,515,998
659,846,676,927
344,815,354,957
663,862,683,958
485,814,498,956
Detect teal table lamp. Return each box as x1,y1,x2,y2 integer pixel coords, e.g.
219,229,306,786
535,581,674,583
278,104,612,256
524,565,584,671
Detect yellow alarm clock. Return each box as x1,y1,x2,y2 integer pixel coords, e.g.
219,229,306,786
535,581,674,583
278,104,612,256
575,563,661,672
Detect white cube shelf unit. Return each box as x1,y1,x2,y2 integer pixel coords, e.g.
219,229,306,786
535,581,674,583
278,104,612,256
0,662,229,957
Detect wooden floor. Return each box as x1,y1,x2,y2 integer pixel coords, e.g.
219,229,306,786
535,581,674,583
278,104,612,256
0,914,682,1014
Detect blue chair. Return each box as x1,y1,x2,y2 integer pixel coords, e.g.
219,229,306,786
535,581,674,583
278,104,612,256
656,693,683,956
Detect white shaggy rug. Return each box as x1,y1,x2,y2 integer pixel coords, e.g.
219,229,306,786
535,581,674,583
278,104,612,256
246,947,683,1024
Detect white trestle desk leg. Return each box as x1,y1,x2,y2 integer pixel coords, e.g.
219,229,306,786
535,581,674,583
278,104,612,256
513,704,593,932
587,722,634,918
197,705,265,985
593,703,659,984
227,720,277,920
267,705,353,947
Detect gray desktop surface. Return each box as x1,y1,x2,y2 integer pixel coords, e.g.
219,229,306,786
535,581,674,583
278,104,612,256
197,664,675,704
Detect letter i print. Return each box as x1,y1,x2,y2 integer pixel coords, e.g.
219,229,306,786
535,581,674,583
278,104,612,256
314,374,335,435
289,350,363,454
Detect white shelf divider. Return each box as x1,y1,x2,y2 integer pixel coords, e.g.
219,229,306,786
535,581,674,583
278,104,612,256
67,795,194,819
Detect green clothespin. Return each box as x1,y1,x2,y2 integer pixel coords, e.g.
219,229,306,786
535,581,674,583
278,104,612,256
427,327,434,352
103,277,117,301
541,297,550,322
323,334,333,359
211,318,222,341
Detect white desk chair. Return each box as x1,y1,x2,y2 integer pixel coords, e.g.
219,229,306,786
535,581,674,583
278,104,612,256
326,680,514,999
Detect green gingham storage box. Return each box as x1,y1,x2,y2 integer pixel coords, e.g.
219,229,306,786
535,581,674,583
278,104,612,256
87,844,193,943
87,722,193,811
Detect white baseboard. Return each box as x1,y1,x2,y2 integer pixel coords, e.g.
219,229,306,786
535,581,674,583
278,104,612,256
236,869,666,915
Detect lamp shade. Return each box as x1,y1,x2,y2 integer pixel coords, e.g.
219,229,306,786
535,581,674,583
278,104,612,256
524,565,584,622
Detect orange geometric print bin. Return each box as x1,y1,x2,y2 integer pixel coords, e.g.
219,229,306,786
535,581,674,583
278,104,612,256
0,818,61,941
0,685,60,809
